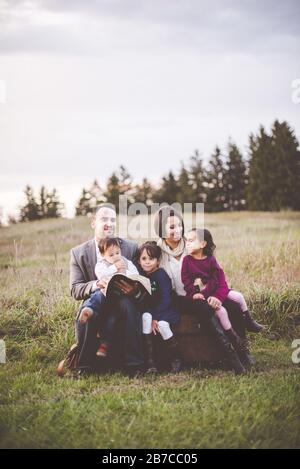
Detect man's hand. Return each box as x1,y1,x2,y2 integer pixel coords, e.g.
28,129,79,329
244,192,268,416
96,278,109,289
114,259,126,273
113,279,136,296
207,296,222,309
152,320,159,335
193,293,205,300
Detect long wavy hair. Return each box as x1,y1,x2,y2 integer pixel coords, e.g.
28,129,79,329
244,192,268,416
153,205,185,239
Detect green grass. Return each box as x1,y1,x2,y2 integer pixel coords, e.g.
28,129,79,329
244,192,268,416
0,212,300,448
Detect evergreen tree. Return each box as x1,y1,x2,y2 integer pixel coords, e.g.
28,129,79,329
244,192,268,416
118,165,135,203
38,185,48,219
247,126,277,210
205,146,226,212
104,172,121,209
19,185,40,222
133,177,154,208
89,179,106,210
75,180,106,216
75,188,92,216
153,171,180,205
223,142,247,211
270,120,300,210
45,188,63,218
189,150,206,204
177,162,195,204
103,166,134,210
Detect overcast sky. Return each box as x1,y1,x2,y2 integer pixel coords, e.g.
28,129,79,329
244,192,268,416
0,0,299,220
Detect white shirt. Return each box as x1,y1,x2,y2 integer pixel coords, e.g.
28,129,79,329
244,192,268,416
92,238,138,291
166,254,186,296
91,238,103,292
95,257,138,279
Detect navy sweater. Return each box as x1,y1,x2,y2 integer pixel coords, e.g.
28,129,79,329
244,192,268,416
144,268,180,325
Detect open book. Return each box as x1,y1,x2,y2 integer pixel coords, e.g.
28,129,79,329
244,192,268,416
103,273,152,302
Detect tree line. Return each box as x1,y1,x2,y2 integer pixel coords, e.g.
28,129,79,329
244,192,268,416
5,119,300,224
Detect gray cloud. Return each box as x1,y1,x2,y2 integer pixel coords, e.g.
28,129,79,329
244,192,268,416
0,0,299,56
0,0,299,220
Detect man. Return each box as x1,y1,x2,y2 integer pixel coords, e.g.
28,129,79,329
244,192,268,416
70,203,144,377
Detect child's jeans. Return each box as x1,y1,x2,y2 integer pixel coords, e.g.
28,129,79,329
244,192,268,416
215,290,248,331
99,299,118,346
81,290,105,318
82,291,118,346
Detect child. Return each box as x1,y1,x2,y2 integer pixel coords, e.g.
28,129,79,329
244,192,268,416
181,228,264,365
138,242,181,374
79,237,139,358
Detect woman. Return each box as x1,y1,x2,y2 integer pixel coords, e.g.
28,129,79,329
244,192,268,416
154,205,254,374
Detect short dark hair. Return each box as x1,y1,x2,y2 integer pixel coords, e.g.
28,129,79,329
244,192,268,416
98,237,120,255
138,241,162,261
94,203,116,216
189,228,216,257
153,205,185,238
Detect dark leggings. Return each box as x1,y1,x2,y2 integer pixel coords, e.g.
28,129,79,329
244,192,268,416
175,295,247,347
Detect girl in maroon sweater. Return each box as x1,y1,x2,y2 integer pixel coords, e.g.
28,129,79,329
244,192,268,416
181,229,264,350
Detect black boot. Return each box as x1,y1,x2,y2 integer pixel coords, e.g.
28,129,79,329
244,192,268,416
243,310,265,333
205,314,246,375
165,336,182,373
225,329,256,369
143,334,157,373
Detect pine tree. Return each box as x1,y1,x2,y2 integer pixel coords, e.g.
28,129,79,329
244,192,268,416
177,162,195,204
270,120,300,210
104,172,121,209
45,188,63,218
19,185,40,222
247,126,277,210
189,150,206,204
75,188,92,216
75,180,106,216
38,186,48,219
153,171,180,205
89,179,106,210
205,146,226,212
103,166,134,210
133,178,154,208
118,166,135,203
223,142,247,211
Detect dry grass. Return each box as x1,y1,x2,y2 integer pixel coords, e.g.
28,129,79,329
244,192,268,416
0,212,300,448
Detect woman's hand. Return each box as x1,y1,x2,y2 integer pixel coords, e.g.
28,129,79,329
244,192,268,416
194,278,204,289
207,296,221,309
152,320,159,335
193,293,205,300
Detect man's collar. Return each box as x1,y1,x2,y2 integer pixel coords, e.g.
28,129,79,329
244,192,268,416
94,238,102,259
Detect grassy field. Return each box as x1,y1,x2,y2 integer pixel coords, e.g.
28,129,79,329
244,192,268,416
0,212,300,448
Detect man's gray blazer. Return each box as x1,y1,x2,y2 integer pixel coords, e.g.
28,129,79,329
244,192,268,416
70,238,139,301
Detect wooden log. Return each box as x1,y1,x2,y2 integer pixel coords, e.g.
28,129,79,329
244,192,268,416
154,299,246,367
